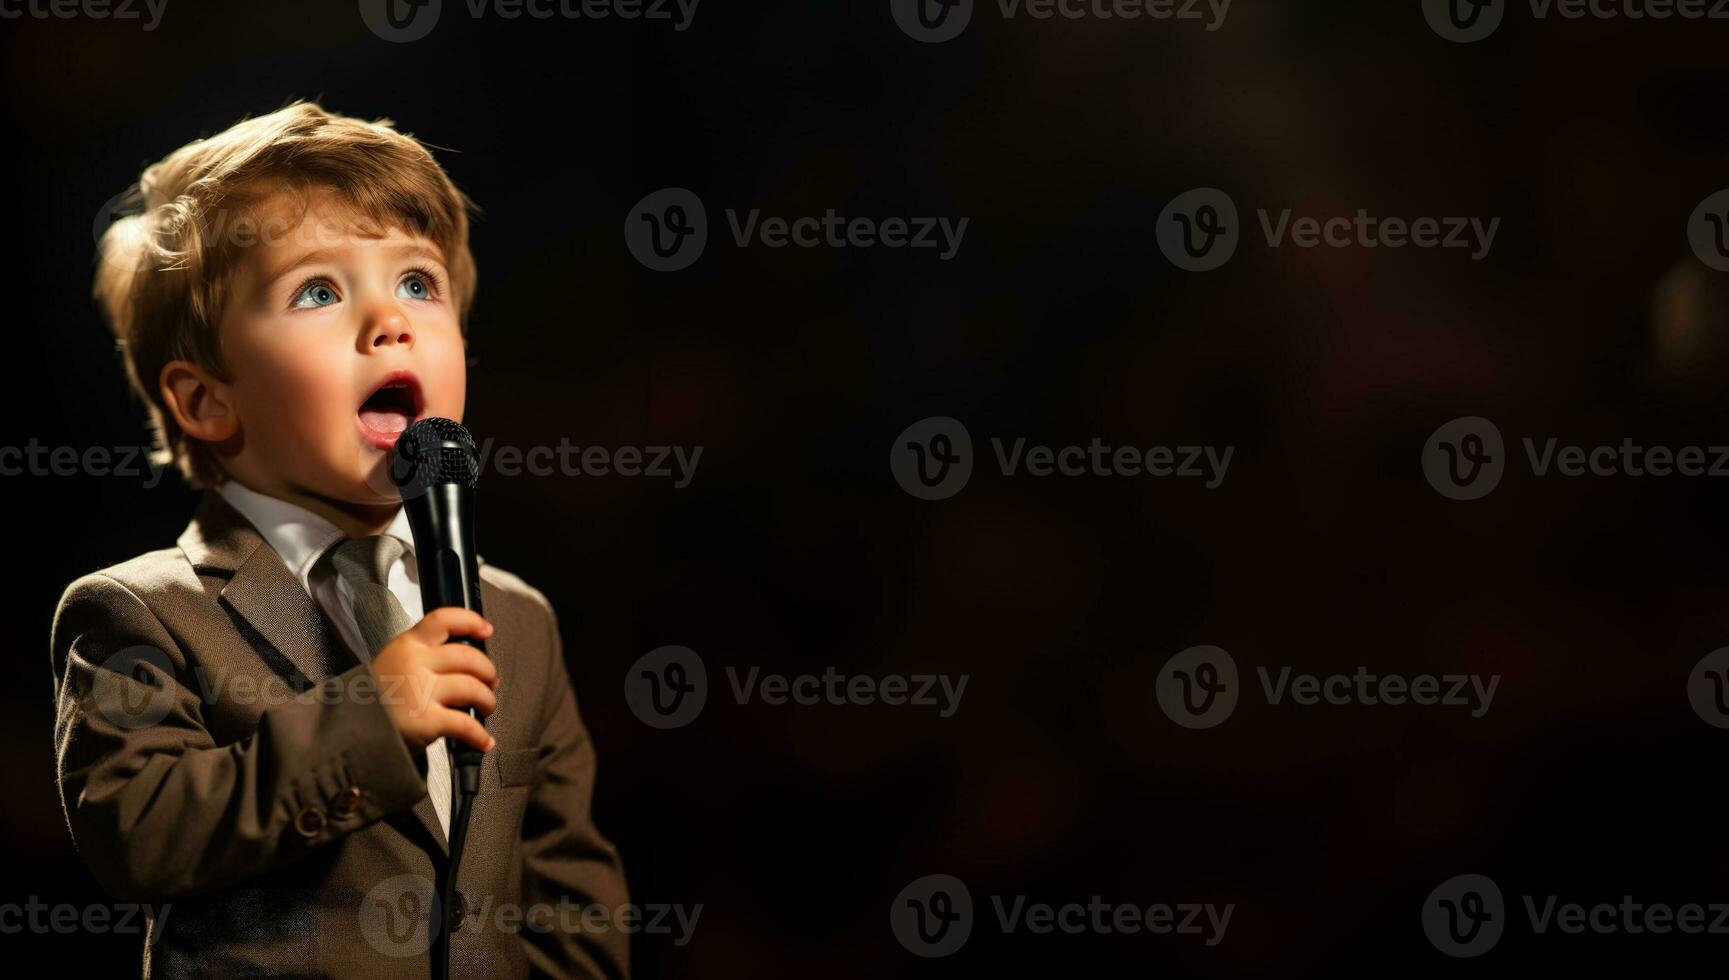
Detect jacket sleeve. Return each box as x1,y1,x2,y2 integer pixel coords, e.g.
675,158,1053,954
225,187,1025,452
49,571,431,903
517,597,631,979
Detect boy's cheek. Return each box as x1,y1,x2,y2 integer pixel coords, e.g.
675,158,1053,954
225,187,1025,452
423,340,469,416
240,369,354,439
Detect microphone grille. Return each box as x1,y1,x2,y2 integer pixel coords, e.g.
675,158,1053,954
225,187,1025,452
392,417,480,493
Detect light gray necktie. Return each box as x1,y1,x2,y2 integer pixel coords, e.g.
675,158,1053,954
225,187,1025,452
327,535,450,840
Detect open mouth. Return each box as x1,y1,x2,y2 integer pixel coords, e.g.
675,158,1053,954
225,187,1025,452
358,372,422,445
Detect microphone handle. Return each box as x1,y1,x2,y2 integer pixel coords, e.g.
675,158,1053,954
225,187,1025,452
404,482,488,768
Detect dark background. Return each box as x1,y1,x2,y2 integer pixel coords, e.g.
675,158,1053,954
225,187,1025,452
7,0,1729,974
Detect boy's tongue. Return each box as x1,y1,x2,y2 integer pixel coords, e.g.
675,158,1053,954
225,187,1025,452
360,407,411,434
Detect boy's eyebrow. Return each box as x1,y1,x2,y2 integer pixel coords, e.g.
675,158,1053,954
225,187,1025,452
261,241,449,287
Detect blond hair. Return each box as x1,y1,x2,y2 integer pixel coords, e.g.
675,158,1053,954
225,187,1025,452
93,101,479,489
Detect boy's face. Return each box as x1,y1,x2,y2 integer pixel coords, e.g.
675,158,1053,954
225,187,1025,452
216,190,467,506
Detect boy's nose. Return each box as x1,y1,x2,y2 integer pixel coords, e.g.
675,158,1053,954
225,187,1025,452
361,305,414,351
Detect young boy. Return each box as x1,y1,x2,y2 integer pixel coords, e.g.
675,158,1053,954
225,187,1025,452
51,102,629,978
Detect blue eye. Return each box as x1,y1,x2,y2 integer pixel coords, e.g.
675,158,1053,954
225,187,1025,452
397,274,432,301
291,280,339,309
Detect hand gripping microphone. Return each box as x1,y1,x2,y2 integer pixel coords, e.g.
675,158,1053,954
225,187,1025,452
391,417,484,980
392,417,487,760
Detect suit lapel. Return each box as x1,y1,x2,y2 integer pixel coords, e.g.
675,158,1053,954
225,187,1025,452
179,492,354,686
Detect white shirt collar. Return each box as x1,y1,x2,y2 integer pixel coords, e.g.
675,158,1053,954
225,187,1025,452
218,479,416,593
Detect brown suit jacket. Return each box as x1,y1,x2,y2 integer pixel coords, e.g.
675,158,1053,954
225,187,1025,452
49,491,629,978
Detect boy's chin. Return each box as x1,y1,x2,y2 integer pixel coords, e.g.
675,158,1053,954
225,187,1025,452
355,454,408,503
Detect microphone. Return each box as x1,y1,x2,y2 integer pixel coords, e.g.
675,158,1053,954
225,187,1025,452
391,416,488,769
391,417,485,980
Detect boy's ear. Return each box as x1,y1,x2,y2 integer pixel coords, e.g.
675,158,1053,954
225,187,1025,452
159,360,239,443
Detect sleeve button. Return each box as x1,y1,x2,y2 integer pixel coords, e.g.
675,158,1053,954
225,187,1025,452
293,805,327,837
330,786,362,818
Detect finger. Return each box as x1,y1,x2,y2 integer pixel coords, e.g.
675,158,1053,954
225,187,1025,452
426,645,500,687
439,710,496,753
433,674,497,716
410,607,494,644
390,672,441,714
